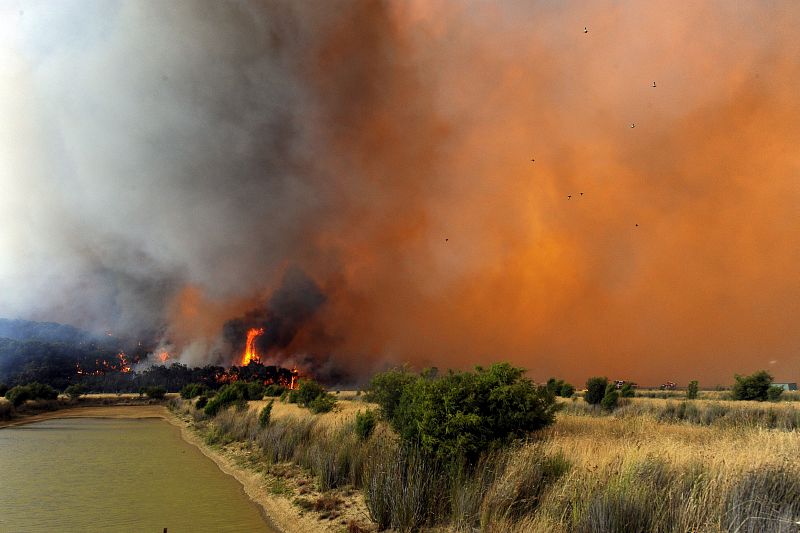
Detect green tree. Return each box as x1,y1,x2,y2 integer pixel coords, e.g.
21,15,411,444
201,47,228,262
0,383,7,397
5,385,31,406
585,377,608,405
686,380,699,400
732,371,774,401
65,384,87,400
559,383,575,398
620,383,635,398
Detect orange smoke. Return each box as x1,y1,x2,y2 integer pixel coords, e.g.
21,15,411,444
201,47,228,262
241,328,265,366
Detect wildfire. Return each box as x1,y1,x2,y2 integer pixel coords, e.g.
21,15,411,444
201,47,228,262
241,327,264,366
159,351,170,363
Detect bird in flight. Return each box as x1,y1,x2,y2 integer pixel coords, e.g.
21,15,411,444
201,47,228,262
530,157,535,162
567,195,572,199
652,81,657,87
580,192,584,196
584,27,588,33
630,123,636,128
445,238,449,242
635,224,639,227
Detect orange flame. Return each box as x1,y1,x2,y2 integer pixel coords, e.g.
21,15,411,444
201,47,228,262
241,328,264,366
159,351,170,363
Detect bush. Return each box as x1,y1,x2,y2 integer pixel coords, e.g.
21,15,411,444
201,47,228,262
585,377,608,405
620,383,635,398
195,396,208,410
6,385,31,406
180,383,207,399
204,383,248,417
297,379,326,407
768,385,784,402
366,366,418,422
144,386,166,400
560,383,576,398
686,380,699,400
355,409,377,440
65,384,87,400
309,393,337,414
601,383,619,410
732,370,774,401
286,390,299,404
388,362,557,463
246,382,265,401
0,383,7,397
6,382,58,406
259,399,275,427
264,384,285,397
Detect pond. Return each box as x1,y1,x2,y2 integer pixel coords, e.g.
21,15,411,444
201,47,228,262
0,417,275,533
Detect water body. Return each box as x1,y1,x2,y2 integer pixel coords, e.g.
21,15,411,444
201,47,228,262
0,417,275,533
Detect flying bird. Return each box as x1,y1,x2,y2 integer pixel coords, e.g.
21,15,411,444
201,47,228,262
652,81,657,87
580,192,584,196
445,238,449,242
567,195,572,199
635,224,639,227
584,27,588,33
630,123,636,128
530,157,535,162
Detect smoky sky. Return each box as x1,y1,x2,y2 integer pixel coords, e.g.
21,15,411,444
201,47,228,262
1,1,799,385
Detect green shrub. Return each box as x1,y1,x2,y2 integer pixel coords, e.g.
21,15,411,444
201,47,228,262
0,383,7,397
355,409,377,440
297,379,325,407
259,400,274,427
180,383,207,399
388,362,557,463
767,385,784,402
686,380,699,400
601,383,619,410
144,386,166,400
204,383,248,416
585,377,608,405
546,378,564,395
246,382,265,401
195,396,208,410
65,384,87,400
286,390,299,403
6,386,32,406
366,366,418,422
732,370,774,401
264,384,285,397
620,383,635,398
309,393,337,413
6,383,58,406
559,383,576,398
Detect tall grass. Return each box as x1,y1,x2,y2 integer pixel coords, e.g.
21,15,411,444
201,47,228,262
173,398,800,532
561,396,800,429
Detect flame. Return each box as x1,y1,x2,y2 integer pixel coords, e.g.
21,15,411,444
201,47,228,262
159,351,170,363
241,328,264,366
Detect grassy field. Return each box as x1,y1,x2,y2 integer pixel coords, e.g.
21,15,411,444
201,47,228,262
169,391,800,533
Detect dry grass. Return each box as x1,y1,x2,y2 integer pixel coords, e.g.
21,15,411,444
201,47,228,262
173,394,800,532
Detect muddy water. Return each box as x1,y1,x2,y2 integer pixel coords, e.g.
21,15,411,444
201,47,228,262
0,417,275,533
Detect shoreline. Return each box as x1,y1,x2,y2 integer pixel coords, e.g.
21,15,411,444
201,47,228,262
0,403,333,533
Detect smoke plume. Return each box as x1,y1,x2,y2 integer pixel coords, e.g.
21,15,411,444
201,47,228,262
1,1,799,385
